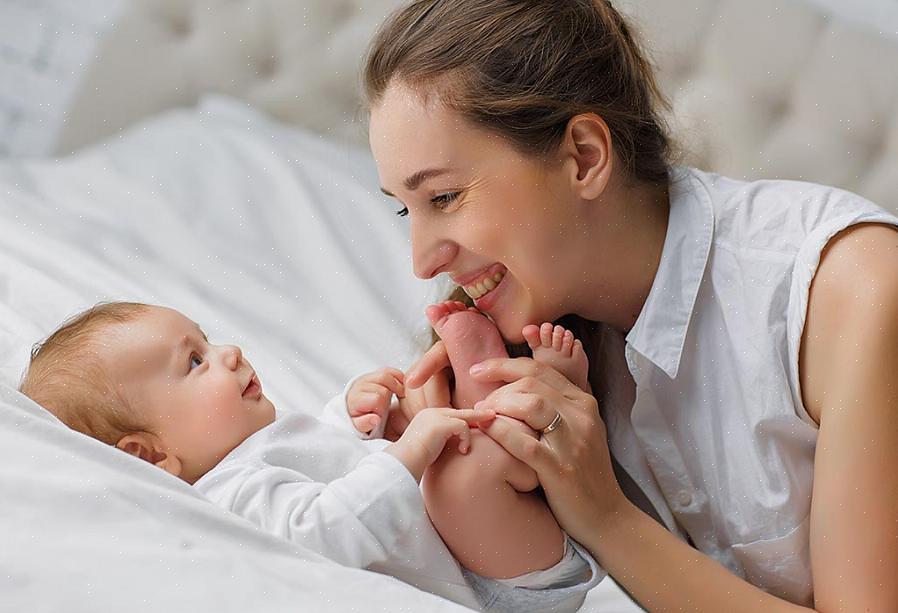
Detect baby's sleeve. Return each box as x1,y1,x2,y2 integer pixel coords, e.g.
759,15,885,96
198,451,423,569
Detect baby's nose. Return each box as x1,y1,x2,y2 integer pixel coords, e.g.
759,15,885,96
223,344,243,369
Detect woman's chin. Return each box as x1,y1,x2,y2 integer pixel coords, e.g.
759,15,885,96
490,311,528,344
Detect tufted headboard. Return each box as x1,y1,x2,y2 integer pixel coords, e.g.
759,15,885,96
60,0,898,214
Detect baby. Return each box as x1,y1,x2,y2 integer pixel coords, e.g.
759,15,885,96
20,301,599,610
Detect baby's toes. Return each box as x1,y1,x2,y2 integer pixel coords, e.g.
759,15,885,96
539,322,555,348
560,329,574,355
522,324,542,350
552,325,567,351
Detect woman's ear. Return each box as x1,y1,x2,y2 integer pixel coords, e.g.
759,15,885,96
562,113,613,201
116,433,182,478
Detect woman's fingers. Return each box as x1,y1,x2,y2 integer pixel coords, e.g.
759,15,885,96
473,387,559,431
469,356,570,392
479,415,554,472
421,366,452,408
471,371,571,432
406,340,450,389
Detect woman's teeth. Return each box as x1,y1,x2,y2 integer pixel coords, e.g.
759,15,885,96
464,270,505,299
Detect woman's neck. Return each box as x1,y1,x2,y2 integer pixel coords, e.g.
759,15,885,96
573,174,670,332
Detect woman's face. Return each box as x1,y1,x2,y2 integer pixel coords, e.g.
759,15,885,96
369,83,583,343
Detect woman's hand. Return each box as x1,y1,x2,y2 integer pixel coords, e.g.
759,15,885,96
470,356,628,545
385,341,453,441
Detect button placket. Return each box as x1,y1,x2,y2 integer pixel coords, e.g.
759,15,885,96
628,348,710,548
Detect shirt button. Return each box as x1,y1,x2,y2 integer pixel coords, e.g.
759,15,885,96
677,490,693,507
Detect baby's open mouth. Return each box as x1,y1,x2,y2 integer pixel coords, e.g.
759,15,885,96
242,374,262,399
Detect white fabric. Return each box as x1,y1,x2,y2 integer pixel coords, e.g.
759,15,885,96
195,395,482,610
0,384,470,613
598,166,898,606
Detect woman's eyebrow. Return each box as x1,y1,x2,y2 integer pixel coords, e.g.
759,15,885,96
381,168,452,196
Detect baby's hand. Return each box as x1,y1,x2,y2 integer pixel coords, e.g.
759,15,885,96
347,368,405,436
386,407,495,482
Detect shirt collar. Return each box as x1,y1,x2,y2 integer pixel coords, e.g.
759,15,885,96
625,167,715,379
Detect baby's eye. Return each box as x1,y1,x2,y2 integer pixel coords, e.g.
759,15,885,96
430,192,459,210
189,354,203,371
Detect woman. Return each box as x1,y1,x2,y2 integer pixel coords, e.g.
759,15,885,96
364,0,898,611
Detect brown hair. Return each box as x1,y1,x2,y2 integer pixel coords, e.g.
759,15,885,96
363,0,672,183
19,302,151,445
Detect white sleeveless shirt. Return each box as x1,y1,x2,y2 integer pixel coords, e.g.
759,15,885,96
595,167,898,606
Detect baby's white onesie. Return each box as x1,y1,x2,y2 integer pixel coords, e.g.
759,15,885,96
195,381,603,612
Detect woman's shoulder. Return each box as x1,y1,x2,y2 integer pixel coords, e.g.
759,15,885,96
678,166,898,254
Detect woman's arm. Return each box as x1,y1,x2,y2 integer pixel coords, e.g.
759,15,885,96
798,223,898,611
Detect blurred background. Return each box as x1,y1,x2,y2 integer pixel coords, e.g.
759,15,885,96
1,0,897,214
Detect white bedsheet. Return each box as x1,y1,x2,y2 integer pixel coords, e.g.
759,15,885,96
0,96,461,611
0,96,638,611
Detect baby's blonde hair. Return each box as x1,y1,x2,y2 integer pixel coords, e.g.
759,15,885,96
19,302,151,445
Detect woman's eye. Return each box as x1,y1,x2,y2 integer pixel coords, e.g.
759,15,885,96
395,207,409,217
189,354,203,371
431,192,459,210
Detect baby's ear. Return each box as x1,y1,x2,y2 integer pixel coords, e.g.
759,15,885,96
117,433,168,466
117,434,183,478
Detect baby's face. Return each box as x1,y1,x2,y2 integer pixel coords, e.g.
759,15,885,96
104,306,275,482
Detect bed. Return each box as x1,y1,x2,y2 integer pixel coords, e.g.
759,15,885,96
2,0,897,611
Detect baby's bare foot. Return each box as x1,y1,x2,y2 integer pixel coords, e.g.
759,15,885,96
522,323,591,393
426,301,508,409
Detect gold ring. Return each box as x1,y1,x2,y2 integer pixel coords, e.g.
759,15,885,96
541,412,562,434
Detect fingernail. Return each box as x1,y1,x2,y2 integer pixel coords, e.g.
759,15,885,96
469,363,483,375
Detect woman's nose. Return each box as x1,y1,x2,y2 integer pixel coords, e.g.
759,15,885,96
412,226,457,279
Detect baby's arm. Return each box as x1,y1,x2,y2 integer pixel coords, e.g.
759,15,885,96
201,454,417,568
198,408,493,570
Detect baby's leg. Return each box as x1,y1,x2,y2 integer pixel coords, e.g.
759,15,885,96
423,426,564,578
424,302,564,578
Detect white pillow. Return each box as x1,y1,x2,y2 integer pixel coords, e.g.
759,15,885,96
0,95,445,412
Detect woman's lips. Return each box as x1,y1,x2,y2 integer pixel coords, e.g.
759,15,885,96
472,269,508,312
451,263,507,288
